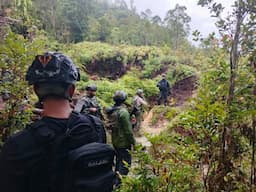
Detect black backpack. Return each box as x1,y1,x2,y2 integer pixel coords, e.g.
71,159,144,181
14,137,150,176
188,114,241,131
67,142,115,192
31,112,116,192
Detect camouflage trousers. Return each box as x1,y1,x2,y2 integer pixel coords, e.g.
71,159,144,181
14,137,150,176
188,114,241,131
133,111,142,133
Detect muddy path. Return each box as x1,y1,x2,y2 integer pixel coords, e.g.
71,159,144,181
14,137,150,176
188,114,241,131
135,75,197,146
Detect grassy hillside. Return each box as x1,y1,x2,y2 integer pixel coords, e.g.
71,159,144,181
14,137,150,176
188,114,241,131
65,41,198,106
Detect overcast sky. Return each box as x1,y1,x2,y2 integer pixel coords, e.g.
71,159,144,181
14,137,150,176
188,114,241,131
126,0,234,41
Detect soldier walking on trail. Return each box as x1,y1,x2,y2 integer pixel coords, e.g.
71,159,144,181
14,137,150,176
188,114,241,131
105,90,135,187
157,74,170,106
74,84,104,120
0,52,113,192
131,89,148,135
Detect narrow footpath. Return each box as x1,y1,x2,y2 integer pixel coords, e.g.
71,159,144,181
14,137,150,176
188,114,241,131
135,107,168,147
135,75,197,147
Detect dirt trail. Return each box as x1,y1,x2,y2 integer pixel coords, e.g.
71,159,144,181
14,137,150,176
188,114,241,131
135,75,197,146
135,107,169,147
142,109,169,135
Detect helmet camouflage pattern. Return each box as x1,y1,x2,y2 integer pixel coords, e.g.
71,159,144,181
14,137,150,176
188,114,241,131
137,89,143,95
26,52,80,85
85,84,97,91
113,90,127,103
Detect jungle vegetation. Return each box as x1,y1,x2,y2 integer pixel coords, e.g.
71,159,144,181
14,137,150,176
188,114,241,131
0,0,256,191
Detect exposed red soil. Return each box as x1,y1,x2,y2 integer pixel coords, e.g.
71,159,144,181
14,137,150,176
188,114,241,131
171,75,198,106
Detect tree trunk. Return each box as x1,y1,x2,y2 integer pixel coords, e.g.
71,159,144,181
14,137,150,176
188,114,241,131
219,2,244,191
251,116,256,191
251,56,256,192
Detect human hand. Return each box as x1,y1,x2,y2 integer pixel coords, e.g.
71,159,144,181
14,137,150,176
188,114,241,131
89,107,97,112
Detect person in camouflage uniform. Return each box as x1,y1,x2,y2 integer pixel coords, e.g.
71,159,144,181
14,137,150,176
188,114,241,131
105,90,135,186
131,89,147,135
74,84,104,120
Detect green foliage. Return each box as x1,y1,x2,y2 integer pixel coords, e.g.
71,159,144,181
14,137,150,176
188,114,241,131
165,107,179,120
1,0,255,190
115,46,254,191
5,0,192,47
117,133,203,192
150,106,177,126
0,31,47,143
168,64,197,85
142,57,162,78
77,71,159,107
66,41,197,83
67,41,126,68
170,50,228,148
168,47,256,190
115,146,159,192
68,42,161,65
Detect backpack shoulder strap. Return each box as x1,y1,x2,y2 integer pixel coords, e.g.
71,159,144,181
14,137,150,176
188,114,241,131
64,111,80,135
36,112,80,192
30,112,78,143
29,120,56,145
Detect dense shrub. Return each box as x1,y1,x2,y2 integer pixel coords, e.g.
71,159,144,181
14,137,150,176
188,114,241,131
0,31,48,144
77,71,159,108
66,42,184,79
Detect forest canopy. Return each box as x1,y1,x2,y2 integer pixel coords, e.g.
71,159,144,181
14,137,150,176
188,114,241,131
0,0,191,48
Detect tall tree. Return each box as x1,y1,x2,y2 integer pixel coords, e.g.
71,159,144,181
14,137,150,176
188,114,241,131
140,8,152,20
151,15,162,25
164,4,191,49
198,0,256,190
129,0,136,13
57,0,94,42
12,0,191,46
31,0,57,36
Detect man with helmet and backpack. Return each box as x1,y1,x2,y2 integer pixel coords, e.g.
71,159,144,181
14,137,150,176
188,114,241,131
74,84,104,120
105,90,135,187
0,52,115,192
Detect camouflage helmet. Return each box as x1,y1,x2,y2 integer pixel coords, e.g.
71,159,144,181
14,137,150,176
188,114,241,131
26,52,80,85
85,84,97,91
113,90,127,103
137,89,143,95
